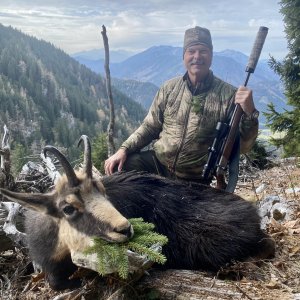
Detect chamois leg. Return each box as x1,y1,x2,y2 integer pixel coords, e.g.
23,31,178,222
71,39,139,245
255,234,276,260
46,255,80,291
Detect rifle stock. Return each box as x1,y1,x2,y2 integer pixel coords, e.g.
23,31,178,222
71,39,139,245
216,105,243,177
202,26,268,190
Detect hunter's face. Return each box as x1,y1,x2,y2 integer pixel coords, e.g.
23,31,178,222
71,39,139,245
184,44,212,81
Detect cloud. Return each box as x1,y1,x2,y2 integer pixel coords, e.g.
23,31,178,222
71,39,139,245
0,0,288,59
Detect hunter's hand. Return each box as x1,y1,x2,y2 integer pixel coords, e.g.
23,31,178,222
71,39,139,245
234,86,256,116
104,148,127,175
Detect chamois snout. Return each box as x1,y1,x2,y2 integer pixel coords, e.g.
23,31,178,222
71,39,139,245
105,217,134,242
113,221,134,239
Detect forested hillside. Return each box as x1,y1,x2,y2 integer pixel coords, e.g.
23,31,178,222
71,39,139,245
112,78,158,109
0,24,146,167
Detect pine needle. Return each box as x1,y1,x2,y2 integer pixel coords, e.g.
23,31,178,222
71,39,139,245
84,218,168,279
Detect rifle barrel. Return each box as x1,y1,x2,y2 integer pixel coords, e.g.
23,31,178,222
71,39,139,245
246,26,269,73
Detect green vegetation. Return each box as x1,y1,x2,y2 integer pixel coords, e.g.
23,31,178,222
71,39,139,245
91,133,108,173
84,218,168,279
247,140,271,169
0,24,146,167
265,0,300,157
10,142,30,175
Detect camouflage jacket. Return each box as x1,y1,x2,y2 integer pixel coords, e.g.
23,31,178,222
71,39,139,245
121,71,258,180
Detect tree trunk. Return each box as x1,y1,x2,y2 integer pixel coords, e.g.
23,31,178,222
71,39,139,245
0,124,14,191
101,25,116,157
0,201,26,250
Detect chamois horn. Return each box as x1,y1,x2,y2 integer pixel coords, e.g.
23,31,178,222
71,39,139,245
77,135,93,179
43,146,80,187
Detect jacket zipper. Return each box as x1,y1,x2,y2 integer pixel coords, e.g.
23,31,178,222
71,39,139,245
171,100,193,173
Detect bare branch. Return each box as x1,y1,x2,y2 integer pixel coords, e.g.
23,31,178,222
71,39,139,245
1,124,11,174
101,25,116,157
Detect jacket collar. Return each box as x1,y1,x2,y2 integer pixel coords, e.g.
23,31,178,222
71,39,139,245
183,70,214,95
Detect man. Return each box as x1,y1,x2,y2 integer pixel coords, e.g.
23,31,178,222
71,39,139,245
105,26,259,184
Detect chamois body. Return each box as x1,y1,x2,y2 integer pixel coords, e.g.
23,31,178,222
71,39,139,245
102,172,272,270
0,136,274,290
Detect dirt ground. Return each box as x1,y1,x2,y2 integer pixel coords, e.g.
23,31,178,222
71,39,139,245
0,159,299,300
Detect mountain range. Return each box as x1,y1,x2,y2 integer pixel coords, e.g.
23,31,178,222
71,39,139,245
73,46,286,126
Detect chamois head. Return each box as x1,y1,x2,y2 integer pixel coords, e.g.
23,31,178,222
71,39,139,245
0,135,133,250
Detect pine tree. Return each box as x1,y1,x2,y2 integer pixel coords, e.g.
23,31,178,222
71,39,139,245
265,0,300,156
10,142,30,175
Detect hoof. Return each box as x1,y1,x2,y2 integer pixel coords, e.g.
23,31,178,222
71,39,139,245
257,237,276,260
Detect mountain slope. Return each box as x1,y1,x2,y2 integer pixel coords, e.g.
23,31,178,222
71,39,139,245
112,78,158,109
110,46,184,84
0,24,146,160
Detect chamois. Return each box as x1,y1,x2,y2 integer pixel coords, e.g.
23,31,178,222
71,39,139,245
0,135,275,290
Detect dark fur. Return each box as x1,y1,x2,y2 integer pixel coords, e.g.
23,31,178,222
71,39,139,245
24,170,274,290
102,171,274,270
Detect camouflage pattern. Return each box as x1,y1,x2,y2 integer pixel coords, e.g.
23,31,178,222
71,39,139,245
121,71,258,180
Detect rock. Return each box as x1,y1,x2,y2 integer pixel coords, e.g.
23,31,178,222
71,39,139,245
257,195,293,229
256,184,266,194
272,204,286,221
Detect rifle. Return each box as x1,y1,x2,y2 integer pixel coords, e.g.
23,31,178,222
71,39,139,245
202,26,268,192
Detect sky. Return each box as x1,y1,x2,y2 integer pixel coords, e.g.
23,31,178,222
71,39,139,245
0,0,288,60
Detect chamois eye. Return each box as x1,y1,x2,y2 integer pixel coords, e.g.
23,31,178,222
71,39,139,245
62,205,76,215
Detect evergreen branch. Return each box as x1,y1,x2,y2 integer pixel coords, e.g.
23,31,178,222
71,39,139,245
127,241,167,264
117,245,129,279
130,232,168,246
84,218,168,279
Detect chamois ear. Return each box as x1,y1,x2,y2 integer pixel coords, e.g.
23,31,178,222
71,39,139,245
0,188,58,216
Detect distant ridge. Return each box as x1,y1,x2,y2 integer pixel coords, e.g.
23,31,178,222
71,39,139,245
73,45,286,126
